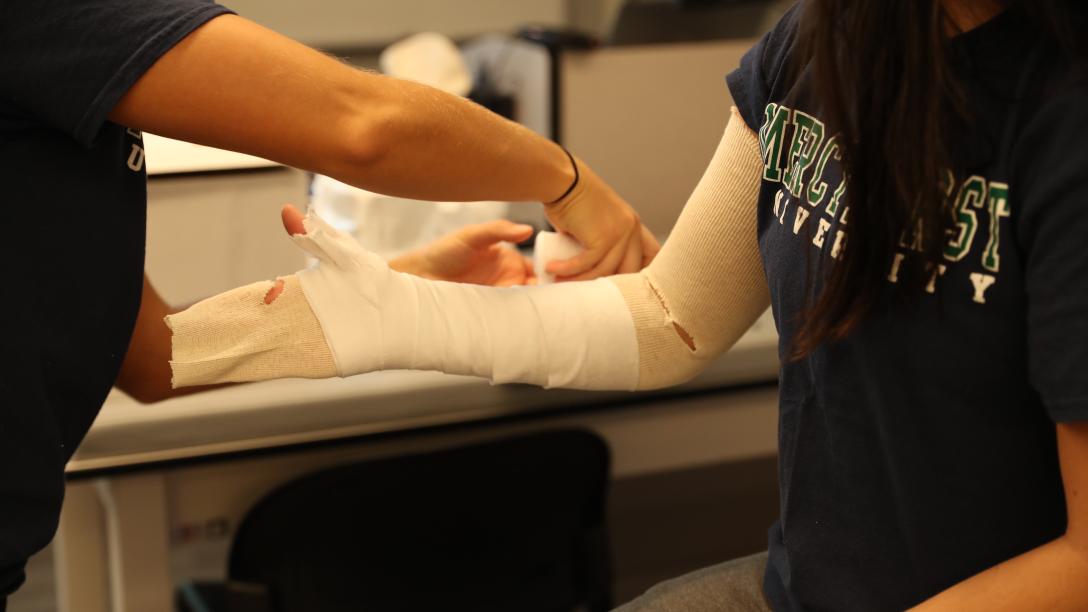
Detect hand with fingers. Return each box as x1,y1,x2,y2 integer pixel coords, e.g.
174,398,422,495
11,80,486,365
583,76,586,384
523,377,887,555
388,219,536,287
266,206,536,304
543,156,661,281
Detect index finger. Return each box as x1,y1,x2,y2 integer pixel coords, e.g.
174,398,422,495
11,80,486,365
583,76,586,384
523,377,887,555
282,203,306,236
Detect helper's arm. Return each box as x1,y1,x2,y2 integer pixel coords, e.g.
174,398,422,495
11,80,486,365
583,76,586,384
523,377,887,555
109,15,655,279
167,108,769,391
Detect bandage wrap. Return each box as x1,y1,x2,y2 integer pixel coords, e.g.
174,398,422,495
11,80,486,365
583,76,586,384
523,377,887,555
289,216,638,389
167,275,336,386
168,108,768,392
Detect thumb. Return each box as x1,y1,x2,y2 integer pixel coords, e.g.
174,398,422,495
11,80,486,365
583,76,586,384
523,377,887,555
458,220,534,249
282,203,307,236
284,205,360,267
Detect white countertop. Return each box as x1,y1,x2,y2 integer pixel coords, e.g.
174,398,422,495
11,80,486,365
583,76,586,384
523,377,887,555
144,134,278,175
70,327,779,476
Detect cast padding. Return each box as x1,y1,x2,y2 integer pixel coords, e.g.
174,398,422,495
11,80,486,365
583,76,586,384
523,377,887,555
167,275,336,386
610,106,770,389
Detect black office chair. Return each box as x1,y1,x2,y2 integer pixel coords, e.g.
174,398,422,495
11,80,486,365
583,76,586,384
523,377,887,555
178,428,613,612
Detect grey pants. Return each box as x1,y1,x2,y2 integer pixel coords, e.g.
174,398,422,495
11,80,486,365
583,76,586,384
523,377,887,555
614,551,772,612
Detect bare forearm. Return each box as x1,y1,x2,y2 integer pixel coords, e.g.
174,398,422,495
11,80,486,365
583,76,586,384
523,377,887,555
333,74,574,203
111,16,574,204
912,537,1088,610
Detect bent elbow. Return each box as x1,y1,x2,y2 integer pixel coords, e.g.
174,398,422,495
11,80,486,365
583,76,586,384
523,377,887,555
119,383,171,405
636,369,702,392
635,350,714,391
338,106,396,177
632,318,751,391
327,75,403,182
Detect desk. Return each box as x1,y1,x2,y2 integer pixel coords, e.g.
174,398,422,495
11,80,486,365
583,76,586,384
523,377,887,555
56,326,779,612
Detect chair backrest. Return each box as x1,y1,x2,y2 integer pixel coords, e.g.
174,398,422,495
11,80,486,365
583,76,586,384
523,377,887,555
228,429,613,612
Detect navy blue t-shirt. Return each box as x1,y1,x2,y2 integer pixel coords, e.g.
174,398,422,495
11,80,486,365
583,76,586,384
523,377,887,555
0,0,231,599
728,5,1088,611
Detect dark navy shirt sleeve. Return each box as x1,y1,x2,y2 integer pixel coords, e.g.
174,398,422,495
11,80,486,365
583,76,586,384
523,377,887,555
0,0,230,600
726,2,802,133
0,0,233,147
1014,86,1088,422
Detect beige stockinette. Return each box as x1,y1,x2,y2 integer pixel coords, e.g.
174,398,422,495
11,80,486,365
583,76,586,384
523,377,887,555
612,106,769,389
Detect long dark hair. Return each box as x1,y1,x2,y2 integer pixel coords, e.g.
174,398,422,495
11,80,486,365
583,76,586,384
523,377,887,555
789,0,1088,360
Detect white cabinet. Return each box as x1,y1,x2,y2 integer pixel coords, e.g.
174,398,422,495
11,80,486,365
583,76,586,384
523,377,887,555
143,136,308,306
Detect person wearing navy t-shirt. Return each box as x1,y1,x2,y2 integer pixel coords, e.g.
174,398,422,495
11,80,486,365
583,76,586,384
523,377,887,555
0,2,659,605
617,1,1088,611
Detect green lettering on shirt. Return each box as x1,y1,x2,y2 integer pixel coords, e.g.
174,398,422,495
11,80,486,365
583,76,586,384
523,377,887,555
982,182,1010,272
807,135,840,207
944,175,986,261
783,111,825,199
759,103,791,183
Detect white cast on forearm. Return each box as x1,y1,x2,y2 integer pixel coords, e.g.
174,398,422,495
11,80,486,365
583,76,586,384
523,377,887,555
291,213,639,389
168,107,768,391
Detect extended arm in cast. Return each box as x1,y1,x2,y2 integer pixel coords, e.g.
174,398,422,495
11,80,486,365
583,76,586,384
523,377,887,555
167,109,770,391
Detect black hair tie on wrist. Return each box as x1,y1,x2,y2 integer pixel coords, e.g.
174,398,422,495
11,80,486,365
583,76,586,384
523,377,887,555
545,146,580,205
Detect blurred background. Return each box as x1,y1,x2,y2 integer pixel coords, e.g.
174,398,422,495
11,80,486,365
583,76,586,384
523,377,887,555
11,1,793,611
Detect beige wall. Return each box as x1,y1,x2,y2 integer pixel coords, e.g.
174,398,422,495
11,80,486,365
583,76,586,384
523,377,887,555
223,0,567,49
223,0,793,51
562,40,755,237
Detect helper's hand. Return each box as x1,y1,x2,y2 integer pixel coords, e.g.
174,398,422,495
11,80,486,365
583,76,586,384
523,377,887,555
543,157,661,281
280,205,536,289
